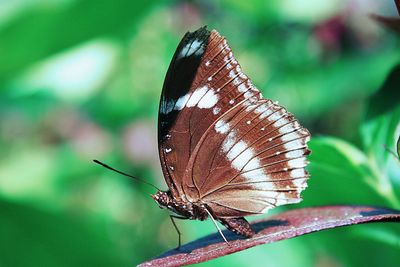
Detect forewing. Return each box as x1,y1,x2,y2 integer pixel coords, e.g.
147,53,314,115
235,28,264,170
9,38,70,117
158,27,210,198
158,27,261,198
183,99,311,217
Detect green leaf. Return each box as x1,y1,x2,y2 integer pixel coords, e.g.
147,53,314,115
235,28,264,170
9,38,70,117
302,137,387,207
361,60,400,205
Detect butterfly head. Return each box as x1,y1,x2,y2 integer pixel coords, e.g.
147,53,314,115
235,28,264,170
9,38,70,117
151,191,172,210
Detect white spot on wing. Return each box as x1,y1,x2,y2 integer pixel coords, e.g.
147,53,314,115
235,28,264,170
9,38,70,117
291,169,306,178
198,88,219,108
268,111,282,122
186,86,208,107
293,178,307,187
255,103,269,114
178,39,204,59
245,104,256,112
174,94,190,111
215,120,230,134
281,131,301,142
238,83,247,92
260,108,274,119
244,91,254,99
285,150,304,158
231,146,254,172
284,139,305,150
243,158,261,172
176,86,220,110
233,78,241,85
213,106,221,115
223,137,271,185
160,100,174,114
279,123,299,135
274,117,289,128
222,131,236,151
227,141,247,161
287,158,306,168
258,191,280,200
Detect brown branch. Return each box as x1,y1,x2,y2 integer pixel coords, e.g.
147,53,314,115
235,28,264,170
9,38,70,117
139,205,400,267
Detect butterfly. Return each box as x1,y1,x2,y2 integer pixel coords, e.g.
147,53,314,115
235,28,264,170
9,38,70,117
153,26,311,246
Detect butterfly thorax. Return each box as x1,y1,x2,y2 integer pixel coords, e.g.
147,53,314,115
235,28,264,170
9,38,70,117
152,190,208,220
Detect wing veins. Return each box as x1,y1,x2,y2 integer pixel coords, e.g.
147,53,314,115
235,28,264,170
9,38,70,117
189,72,248,142
194,99,250,190
206,100,273,172
197,101,259,190
200,116,308,198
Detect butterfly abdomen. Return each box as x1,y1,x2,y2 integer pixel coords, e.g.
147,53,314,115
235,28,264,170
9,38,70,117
219,217,255,238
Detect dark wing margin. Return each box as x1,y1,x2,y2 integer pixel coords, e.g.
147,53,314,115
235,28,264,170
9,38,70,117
158,27,211,198
158,26,211,142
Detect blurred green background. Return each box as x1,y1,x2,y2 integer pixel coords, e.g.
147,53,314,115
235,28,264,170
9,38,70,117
1,0,399,266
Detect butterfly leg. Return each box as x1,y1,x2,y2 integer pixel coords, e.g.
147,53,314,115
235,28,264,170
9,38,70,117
169,215,187,250
219,217,255,238
204,208,229,244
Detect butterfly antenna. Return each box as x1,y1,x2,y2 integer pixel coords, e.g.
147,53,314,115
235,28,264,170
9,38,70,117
93,160,160,191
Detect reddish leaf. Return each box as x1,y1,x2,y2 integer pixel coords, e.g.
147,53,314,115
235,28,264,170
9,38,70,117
139,206,400,267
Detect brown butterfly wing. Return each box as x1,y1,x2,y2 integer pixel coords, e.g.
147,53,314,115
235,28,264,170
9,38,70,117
183,98,311,217
177,31,311,217
159,28,262,200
